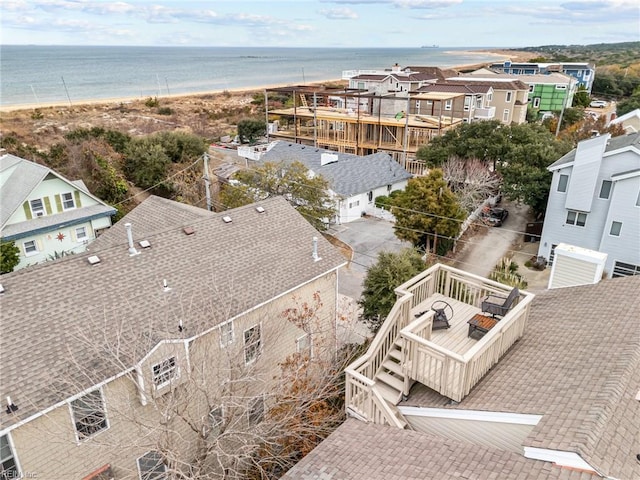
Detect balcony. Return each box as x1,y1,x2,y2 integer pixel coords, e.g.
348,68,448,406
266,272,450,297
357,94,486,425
345,264,534,427
474,106,496,120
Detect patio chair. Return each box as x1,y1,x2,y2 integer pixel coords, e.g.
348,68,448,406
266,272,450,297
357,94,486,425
481,287,519,318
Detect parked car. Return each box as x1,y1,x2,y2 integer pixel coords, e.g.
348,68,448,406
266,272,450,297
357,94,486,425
590,100,607,108
481,207,509,227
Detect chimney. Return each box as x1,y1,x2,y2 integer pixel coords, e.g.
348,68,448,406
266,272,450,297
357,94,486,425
392,63,401,73
312,236,321,262
125,223,140,256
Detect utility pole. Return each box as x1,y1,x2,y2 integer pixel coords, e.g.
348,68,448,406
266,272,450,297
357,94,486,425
203,153,212,212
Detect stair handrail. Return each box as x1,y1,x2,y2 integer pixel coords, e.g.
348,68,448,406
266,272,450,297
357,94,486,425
371,385,406,428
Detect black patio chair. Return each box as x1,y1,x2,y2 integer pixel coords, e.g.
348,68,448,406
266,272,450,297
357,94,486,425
481,287,519,318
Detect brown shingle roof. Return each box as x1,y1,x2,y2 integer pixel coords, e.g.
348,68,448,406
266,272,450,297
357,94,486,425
0,196,346,431
282,419,600,479
405,275,640,479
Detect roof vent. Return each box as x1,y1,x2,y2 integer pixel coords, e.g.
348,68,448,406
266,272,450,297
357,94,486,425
312,236,321,262
163,279,172,292
139,239,151,249
125,223,140,257
183,226,195,236
321,153,338,166
222,215,232,223
5,396,18,414
0,284,4,294
255,206,265,213
87,255,101,265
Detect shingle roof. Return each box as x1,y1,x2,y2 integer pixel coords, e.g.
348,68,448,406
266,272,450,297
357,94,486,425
282,419,600,480
260,142,412,197
442,78,529,91
548,132,640,170
417,83,491,95
405,275,640,479
0,195,346,431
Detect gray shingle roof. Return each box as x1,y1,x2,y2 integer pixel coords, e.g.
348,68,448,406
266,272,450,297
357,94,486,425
0,196,346,431
282,419,600,480
549,132,640,170
404,275,640,479
260,142,412,197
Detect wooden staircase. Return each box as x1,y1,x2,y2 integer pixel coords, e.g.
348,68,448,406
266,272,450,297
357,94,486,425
299,94,308,108
374,342,405,405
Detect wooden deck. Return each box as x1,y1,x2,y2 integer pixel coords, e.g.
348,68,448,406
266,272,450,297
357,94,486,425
410,293,483,356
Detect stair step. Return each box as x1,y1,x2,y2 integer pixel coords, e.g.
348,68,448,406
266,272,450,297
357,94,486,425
388,348,402,362
375,381,402,405
376,371,404,392
382,359,403,376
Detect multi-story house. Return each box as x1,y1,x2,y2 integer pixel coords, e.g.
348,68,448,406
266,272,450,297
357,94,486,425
0,195,346,479
240,140,412,222
490,60,596,93
444,78,530,124
413,83,494,123
538,132,640,278
283,267,640,479
342,64,450,95
0,153,115,271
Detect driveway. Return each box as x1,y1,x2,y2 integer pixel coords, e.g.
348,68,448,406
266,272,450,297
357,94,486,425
328,217,411,300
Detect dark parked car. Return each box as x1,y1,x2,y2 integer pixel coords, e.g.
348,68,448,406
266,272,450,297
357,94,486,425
481,207,509,227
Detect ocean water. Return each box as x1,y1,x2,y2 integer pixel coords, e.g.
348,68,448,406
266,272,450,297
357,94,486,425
0,45,505,108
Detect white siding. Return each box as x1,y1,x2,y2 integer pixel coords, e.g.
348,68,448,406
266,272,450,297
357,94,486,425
565,135,609,212
548,254,601,289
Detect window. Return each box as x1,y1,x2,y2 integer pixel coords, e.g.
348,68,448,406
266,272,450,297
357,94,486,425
71,390,108,440
0,434,19,480
61,192,75,210
152,357,179,389
367,191,373,203
555,84,567,90
387,184,392,192
348,200,359,209
444,99,452,111
612,261,640,278
557,174,569,192
296,334,311,356
566,210,587,227
505,91,512,102
502,109,510,122
533,97,541,108
610,221,622,236
248,395,265,426
464,96,471,111
599,180,612,199
23,240,38,256
30,198,45,217
75,226,88,242
487,92,493,101
475,96,483,108
219,321,234,347
137,451,167,480
529,85,534,92
244,325,262,364
209,406,224,436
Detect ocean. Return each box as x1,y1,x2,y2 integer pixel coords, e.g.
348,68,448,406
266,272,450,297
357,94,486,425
0,45,506,108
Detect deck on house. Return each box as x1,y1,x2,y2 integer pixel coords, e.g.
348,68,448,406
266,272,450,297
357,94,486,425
409,293,488,356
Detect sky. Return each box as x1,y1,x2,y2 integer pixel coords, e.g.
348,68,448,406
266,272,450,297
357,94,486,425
1,0,639,48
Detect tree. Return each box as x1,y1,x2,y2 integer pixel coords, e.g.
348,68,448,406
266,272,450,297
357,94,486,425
124,139,172,190
441,157,501,214
359,248,426,332
573,85,590,108
237,119,266,144
0,241,20,274
616,87,640,116
391,169,466,255
154,131,207,163
220,161,335,231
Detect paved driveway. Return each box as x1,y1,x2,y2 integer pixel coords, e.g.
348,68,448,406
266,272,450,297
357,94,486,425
328,217,411,300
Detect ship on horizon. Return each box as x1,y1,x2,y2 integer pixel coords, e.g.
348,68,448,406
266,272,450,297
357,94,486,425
421,44,439,48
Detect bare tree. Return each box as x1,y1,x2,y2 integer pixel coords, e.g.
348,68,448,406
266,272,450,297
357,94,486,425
442,156,501,213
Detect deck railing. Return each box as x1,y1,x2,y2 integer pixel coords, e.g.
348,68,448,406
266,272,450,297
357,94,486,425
346,263,534,423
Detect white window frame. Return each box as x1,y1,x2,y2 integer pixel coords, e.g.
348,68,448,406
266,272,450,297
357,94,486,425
0,433,20,478
444,99,452,111
208,406,224,437
598,180,612,199
609,221,622,237
137,451,167,480
69,388,109,441
296,333,313,357
487,92,493,102
502,109,510,122
243,324,262,365
23,240,38,256
566,210,587,227
61,192,75,210
505,91,512,103
464,96,471,111
557,174,569,193
219,321,234,347
75,226,88,242
152,357,179,390
248,395,265,426
533,97,541,108
555,84,567,90
30,198,45,217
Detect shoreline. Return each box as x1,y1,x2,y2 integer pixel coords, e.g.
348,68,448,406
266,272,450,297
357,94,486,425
0,49,536,114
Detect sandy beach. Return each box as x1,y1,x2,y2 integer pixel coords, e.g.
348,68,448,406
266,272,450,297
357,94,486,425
0,49,537,114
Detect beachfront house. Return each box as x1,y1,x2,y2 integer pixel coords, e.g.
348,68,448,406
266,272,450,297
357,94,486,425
240,140,412,223
0,153,115,271
538,132,640,278
0,195,346,479
283,268,640,479
490,60,596,93
413,83,495,123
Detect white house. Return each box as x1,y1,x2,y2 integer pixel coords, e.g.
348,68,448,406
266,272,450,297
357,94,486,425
251,141,413,223
538,132,640,278
609,108,640,134
0,154,116,271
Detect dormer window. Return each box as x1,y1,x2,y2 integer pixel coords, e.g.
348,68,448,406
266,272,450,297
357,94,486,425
30,198,45,217
62,192,75,210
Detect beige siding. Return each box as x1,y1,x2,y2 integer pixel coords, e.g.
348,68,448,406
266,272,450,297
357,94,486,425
550,255,599,289
8,270,338,479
